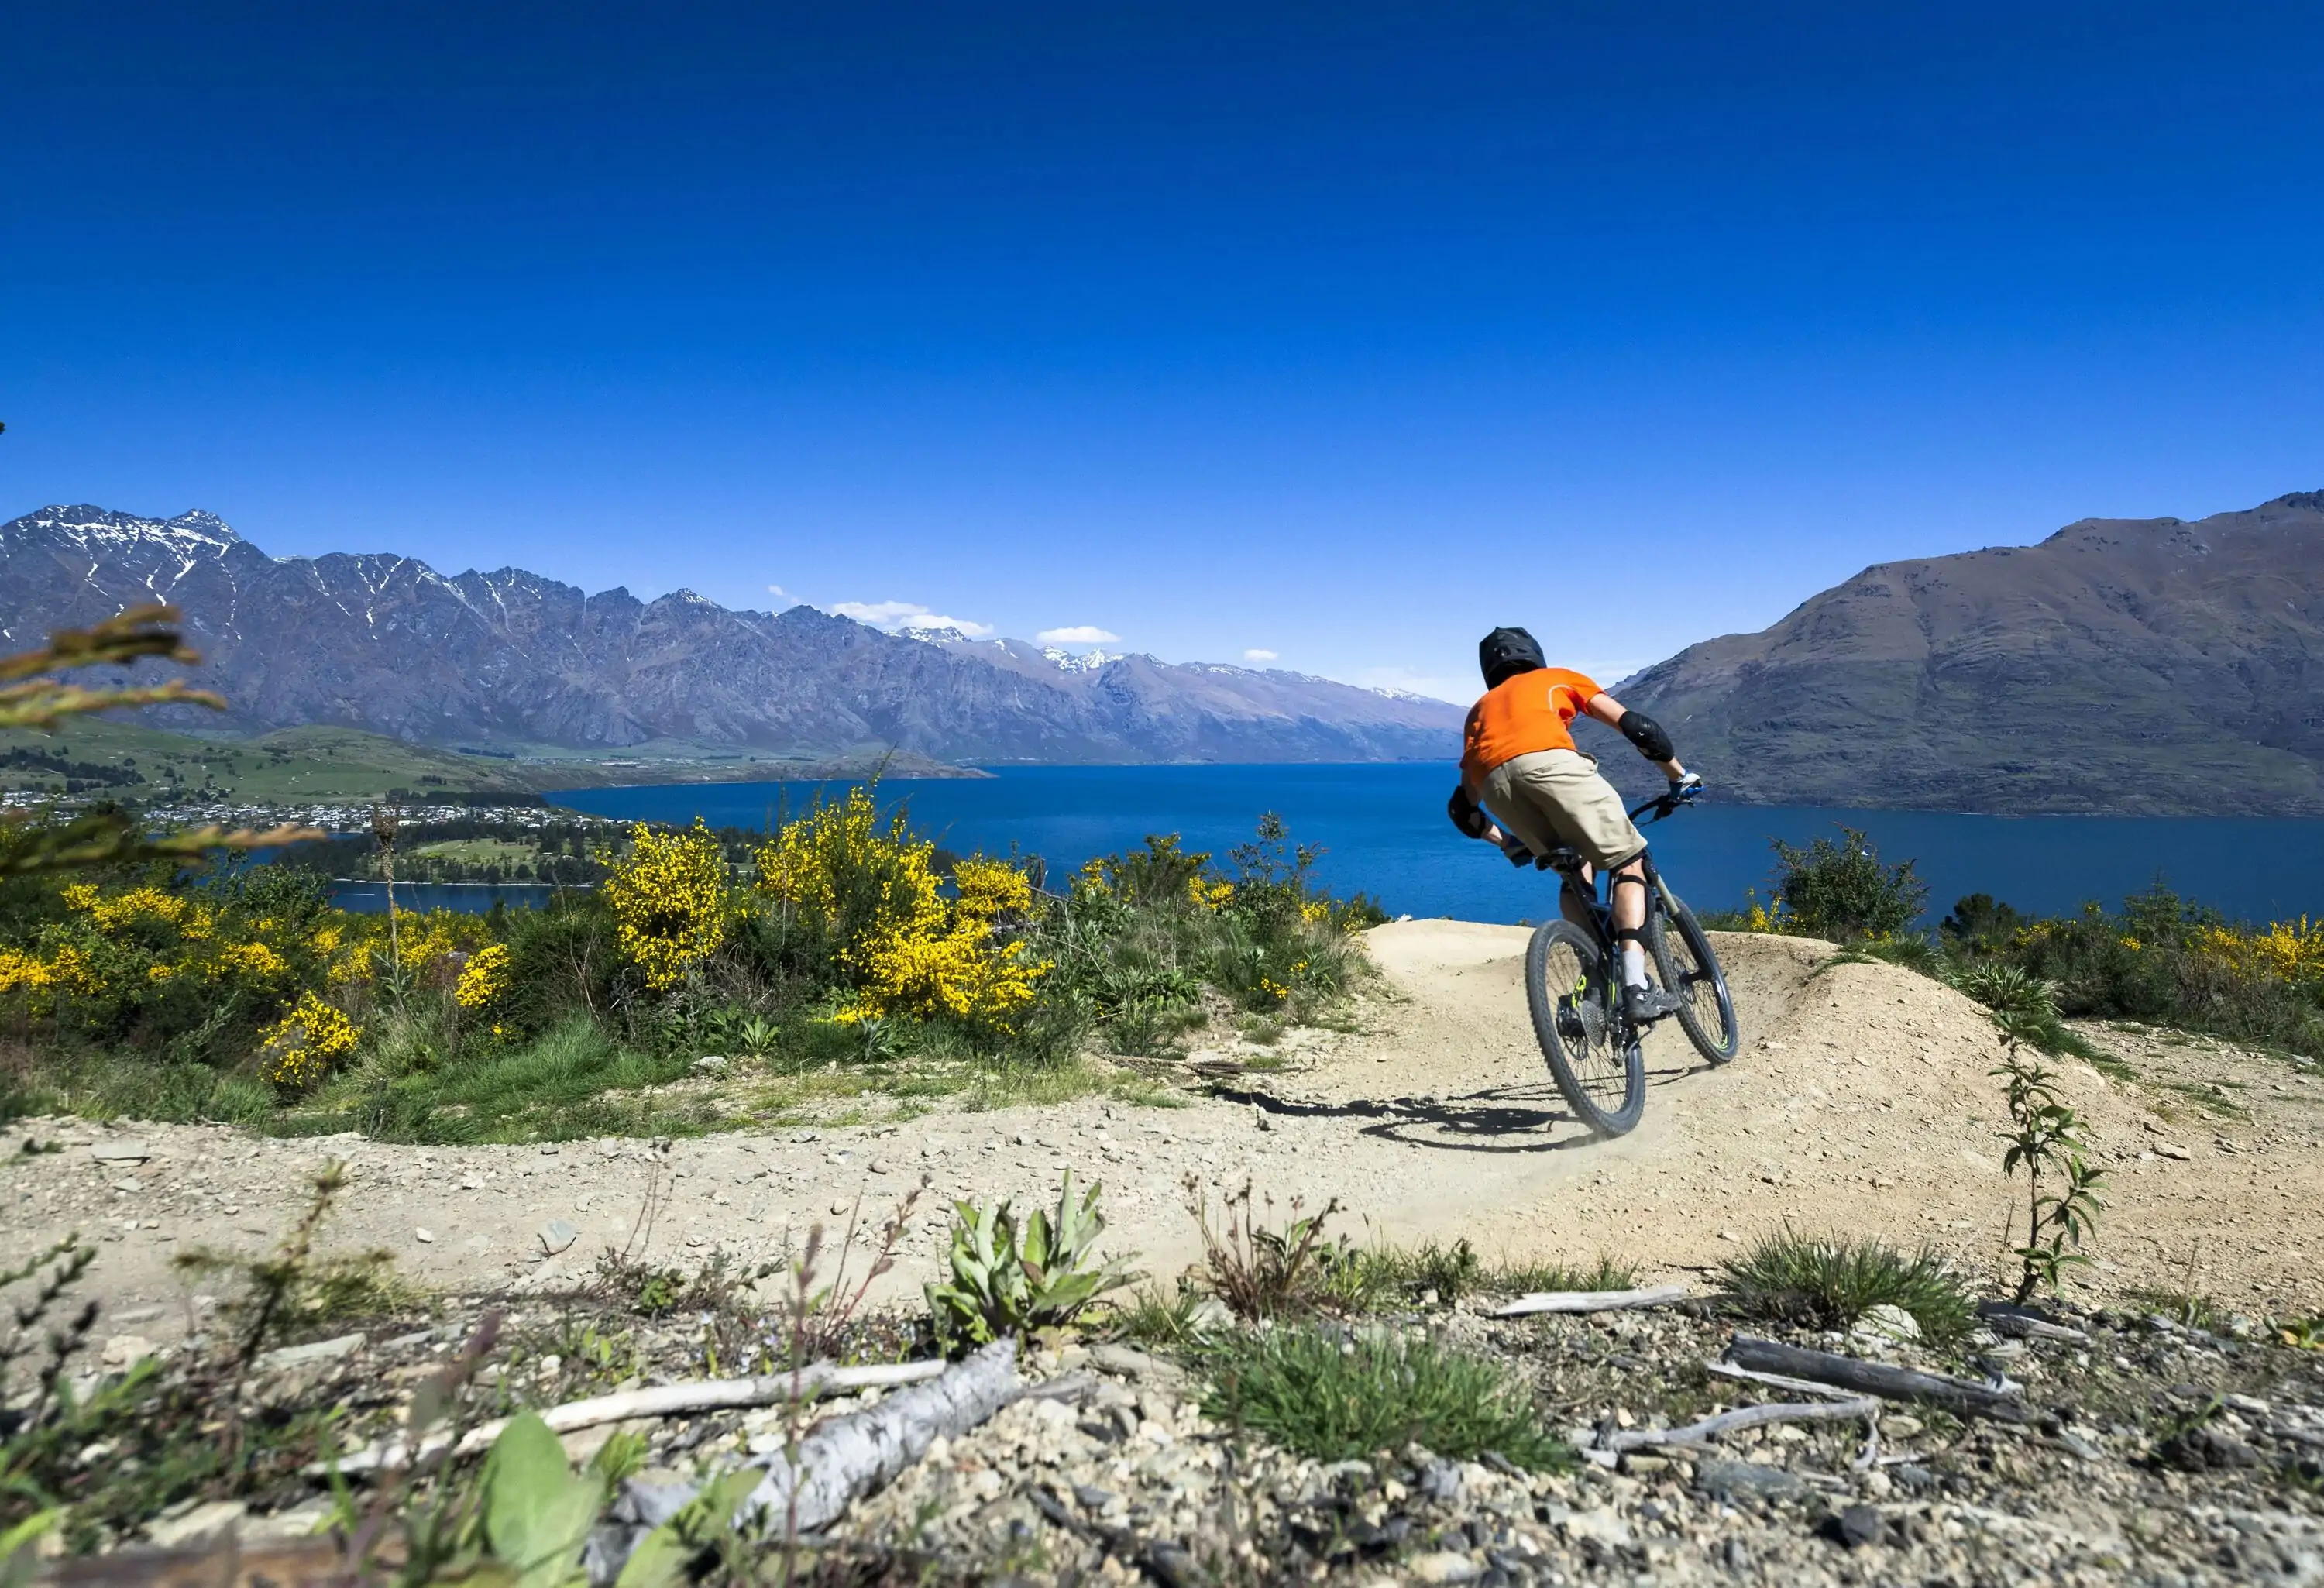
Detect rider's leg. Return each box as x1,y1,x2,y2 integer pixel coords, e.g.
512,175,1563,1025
1611,859,1650,989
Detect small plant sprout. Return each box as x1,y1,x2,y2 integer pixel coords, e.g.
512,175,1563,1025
1991,1009,2108,1301
927,1170,1136,1349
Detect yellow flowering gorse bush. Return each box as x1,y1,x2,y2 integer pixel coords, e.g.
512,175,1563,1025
755,791,1045,1031
258,991,361,1090
453,943,512,1009
605,820,731,990
2188,916,2324,988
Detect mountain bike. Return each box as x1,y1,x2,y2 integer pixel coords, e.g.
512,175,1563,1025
1521,788,1739,1136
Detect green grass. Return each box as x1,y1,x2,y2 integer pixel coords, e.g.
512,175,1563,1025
1333,1239,1639,1310
2127,1287,2226,1332
1720,1229,1974,1346
1198,1325,1571,1469
289,1017,719,1143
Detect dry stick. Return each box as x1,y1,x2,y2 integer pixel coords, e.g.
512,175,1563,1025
1492,1284,1690,1318
1724,1335,2030,1423
1703,1359,1877,1401
329,1359,948,1473
743,1338,1024,1535
1597,1395,1880,1453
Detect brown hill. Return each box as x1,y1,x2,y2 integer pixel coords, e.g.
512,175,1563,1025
1618,490,2324,813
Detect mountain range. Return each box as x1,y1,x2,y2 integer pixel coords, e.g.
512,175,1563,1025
1618,490,2324,816
0,506,1461,767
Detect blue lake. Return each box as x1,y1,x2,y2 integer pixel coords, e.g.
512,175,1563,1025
546,764,2324,927
328,882,560,915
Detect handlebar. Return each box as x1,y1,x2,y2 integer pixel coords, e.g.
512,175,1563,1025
1628,785,1703,824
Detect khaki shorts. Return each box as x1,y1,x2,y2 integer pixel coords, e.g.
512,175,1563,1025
1480,749,1647,871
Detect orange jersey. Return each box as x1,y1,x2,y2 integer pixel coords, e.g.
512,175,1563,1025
1460,667,1604,782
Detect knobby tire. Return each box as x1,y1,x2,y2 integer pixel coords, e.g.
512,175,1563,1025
1524,920,1645,1137
1649,895,1740,1064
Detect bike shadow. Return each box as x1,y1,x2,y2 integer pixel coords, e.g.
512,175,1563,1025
1208,1051,1709,1156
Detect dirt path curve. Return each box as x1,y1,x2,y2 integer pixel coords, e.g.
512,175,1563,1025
12,925,2323,1356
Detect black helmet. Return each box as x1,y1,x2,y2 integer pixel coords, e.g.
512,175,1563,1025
1478,626,1545,689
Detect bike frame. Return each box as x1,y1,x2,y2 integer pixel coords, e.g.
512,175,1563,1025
1538,792,1696,966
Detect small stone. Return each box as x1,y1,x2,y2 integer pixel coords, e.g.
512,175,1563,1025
538,1219,579,1256
460,1175,484,1191
101,1335,156,1371
89,1140,152,1163
828,1198,850,1216
2155,1142,2192,1160
1831,1504,1884,1548
693,1055,729,1074
1717,1229,1740,1242
1695,1459,1806,1502
1405,1552,1480,1584
146,1500,247,1547
1848,1304,1923,1349
414,1228,435,1243
1884,1414,1923,1439
111,1177,144,1194
254,1333,365,1373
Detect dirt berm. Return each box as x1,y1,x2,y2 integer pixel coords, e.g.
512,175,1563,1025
13,926,2324,1334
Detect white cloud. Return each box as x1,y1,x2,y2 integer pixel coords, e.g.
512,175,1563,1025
1243,648,1278,663
766,583,786,597
1037,625,1120,646
829,600,995,638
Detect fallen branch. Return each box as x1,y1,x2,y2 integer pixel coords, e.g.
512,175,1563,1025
325,1358,947,1473
1704,1359,1875,1401
1599,1396,1879,1453
1492,1285,1690,1318
1976,1301,2090,1343
744,1337,1023,1533
1724,1335,2029,1423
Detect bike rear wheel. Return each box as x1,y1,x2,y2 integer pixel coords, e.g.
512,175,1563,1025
1524,921,1645,1136
1649,896,1740,1064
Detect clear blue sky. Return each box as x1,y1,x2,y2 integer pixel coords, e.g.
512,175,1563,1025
6,2,2321,699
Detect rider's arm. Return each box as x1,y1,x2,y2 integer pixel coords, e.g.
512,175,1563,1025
1584,693,1687,782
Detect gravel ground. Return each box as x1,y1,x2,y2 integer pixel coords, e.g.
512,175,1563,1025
53,1284,2324,1586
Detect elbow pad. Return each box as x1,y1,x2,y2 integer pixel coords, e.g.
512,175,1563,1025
1447,786,1491,839
1617,709,1675,762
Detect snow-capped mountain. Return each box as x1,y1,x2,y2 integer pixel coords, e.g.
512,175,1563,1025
0,505,1462,764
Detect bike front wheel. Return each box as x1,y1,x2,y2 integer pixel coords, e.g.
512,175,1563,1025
1524,921,1645,1136
1650,896,1740,1064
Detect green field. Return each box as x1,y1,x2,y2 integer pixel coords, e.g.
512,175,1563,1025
0,720,982,806
0,722,538,803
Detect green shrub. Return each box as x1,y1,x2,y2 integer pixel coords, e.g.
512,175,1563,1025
927,1170,1136,1349
1720,1229,1973,1346
1768,827,1928,941
1198,1325,1570,1468
1939,892,2025,957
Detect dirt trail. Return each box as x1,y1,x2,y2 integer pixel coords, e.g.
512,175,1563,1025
12,924,2324,1349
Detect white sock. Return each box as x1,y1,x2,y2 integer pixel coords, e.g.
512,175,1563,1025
1623,943,1647,988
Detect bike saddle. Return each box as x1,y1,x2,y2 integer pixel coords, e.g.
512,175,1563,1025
1537,846,1583,872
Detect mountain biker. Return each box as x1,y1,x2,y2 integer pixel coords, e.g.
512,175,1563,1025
1446,626,1703,1022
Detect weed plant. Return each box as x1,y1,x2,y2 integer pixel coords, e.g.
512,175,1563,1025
1719,1229,1975,1346
1197,1325,1570,1469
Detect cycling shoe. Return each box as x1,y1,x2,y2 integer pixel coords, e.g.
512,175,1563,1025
1622,982,1685,1023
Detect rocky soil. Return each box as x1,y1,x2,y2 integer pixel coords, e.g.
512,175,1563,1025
12,922,2324,1582
42,1280,2324,1586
